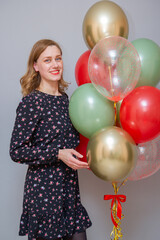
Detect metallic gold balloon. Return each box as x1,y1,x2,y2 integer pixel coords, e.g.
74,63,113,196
83,1,129,49
87,126,137,182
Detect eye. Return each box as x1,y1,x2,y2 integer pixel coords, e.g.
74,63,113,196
56,57,62,61
44,59,51,63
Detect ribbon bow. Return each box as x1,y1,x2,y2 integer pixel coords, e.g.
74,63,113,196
104,194,126,227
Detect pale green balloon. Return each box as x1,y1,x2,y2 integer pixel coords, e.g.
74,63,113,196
132,38,160,87
69,83,115,138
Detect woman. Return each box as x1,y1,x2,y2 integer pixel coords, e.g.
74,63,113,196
10,39,92,240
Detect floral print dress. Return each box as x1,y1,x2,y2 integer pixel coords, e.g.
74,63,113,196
10,90,91,240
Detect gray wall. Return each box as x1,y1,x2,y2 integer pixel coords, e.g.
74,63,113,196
1,0,160,239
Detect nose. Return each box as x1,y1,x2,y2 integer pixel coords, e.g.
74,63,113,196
52,60,59,68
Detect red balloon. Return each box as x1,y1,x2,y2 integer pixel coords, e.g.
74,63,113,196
76,134,89,163
120,86,160,144
75,50,91,86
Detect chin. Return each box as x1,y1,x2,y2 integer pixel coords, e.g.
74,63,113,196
49,78,61,83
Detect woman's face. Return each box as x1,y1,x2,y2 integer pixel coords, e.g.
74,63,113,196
34,45,63,84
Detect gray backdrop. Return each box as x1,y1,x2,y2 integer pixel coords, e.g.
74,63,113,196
1,0,160,239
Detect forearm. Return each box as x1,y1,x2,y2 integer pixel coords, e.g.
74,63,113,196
10,143,61,165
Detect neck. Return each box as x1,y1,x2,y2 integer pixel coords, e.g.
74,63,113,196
37,81,61,96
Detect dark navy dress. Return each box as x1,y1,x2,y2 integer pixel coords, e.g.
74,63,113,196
10,90,91,240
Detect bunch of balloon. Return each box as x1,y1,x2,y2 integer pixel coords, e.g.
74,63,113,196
70,1,143,240
86,34,141,239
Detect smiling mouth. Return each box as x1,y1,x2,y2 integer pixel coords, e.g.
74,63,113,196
50,70,60,75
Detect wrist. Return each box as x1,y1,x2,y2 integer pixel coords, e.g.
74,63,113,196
58,149,63,160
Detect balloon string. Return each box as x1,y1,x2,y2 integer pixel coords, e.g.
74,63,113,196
104,194,126,228
110,181,127,240
108,65,113,97
113,179,128,193
114,102,117,124
113,182,123,240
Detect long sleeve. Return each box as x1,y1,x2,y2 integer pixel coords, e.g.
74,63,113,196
61,96,80,150
9,94,61,165
64,122,80,149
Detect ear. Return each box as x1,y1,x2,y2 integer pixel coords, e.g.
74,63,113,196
33,62,39,72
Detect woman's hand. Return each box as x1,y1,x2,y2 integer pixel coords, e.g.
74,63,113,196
58,149,89,170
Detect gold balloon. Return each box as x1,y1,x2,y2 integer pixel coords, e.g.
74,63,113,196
83,1,129,49
87,127,137,182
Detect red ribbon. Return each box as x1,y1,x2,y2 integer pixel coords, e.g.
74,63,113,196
104,194,126,227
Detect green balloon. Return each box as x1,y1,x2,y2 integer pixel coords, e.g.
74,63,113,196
69,83,115,138
132,38,160,87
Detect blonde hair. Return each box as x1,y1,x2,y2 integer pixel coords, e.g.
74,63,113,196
20,39,69,96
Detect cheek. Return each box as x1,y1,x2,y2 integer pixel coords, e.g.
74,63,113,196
60,62,63,71
38,65,48,75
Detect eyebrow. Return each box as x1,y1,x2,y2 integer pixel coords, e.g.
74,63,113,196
43,54,62,59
